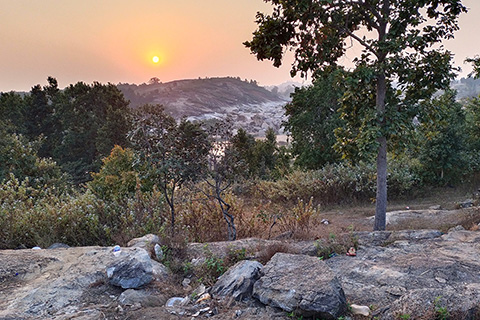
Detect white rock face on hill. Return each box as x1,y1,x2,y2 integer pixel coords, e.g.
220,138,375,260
118,77,291,136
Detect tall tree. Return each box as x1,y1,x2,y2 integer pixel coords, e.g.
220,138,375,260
129,105,210,235
245,0,466,230
417,90,467,184
55,81,131,184
284,69,345,169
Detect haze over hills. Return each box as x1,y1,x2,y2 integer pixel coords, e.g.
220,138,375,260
118,77,301,136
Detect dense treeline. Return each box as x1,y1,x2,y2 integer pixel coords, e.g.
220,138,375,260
0,75,480,249
0,77,131,184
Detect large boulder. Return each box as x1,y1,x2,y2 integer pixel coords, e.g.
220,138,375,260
211,260,263,301
106,247,155,289
253,253,347,319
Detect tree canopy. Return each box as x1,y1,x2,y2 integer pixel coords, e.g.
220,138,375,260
245,0,467,230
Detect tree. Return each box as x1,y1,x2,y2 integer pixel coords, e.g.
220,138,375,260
129,105,210,235
54,81,131,184
416,90,467,184
284,69,345,169
0,91,26,133
245,0,466,230
202,120,243,241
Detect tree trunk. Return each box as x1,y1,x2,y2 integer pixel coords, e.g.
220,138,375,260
374,72,388,231
374,136,387,230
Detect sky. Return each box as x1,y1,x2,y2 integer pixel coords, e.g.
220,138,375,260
1,0,480,92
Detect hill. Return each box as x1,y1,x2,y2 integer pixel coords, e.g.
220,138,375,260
118,77,290,136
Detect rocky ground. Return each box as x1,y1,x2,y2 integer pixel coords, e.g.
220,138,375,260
1,208,480,320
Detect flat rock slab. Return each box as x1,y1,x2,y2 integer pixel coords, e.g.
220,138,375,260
0,246,165,319
326,230,480,318
253,253,347,319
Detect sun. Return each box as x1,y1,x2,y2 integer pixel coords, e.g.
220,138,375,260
152,56,160,63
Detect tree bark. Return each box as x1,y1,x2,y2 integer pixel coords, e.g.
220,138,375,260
374,71,387,231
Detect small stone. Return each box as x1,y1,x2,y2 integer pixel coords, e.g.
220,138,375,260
435,277,447,284
350,304,370,316
429,205,442,210
154,243,164,260
182,278,192,287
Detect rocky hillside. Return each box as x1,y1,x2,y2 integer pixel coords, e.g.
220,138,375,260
118,77,291,136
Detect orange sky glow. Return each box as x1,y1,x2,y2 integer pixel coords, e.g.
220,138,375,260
1,0,479,91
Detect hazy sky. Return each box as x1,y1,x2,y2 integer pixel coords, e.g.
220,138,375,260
1,0,479,92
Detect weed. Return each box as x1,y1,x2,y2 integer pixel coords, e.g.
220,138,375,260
434,296,450,320
399,314,411,320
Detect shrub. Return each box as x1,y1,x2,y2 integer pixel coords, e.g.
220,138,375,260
253,158,420,207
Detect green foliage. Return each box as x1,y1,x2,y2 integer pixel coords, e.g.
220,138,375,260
254,157,419,206
0,91,26,133
284,69,345,169
465,95,480,151
416,90,469,184
0,129,66,189
0,175,103,249
245,0,466,231
231,127,285,180
54,81,131,184
89,145,138,200
129,104,210,234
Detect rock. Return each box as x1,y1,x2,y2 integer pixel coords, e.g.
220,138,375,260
182,278,192,287
0,246,161,319
383,287,480,319
166,296,190,308
106,247,155,289
152,259,169,280
127,234,160,256
47,243,70,249
253,253,347,319
429,205,442,210
154,243,164,260
326,230,480,318
459,199,474,208
118,289,164,307
448,225,465,232
353,229,442,247
351,304,370,316
212,260,263,301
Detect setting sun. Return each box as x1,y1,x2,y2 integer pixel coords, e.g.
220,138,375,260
152,56,160,63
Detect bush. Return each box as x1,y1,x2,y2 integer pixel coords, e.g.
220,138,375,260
0,175,103,248
253,157,420,206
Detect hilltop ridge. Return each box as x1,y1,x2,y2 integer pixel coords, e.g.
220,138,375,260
118,77,295,136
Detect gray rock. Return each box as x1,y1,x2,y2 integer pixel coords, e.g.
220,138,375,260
106,248,154,289
127,234,160,256
47,243,70,249
353,229,442,247
212,260,263,301
459,199,474,208
253,253,347,319
448,225,465,232
326,230,480,318
152,259,169,280
118,289,164,307
429,205,442,210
